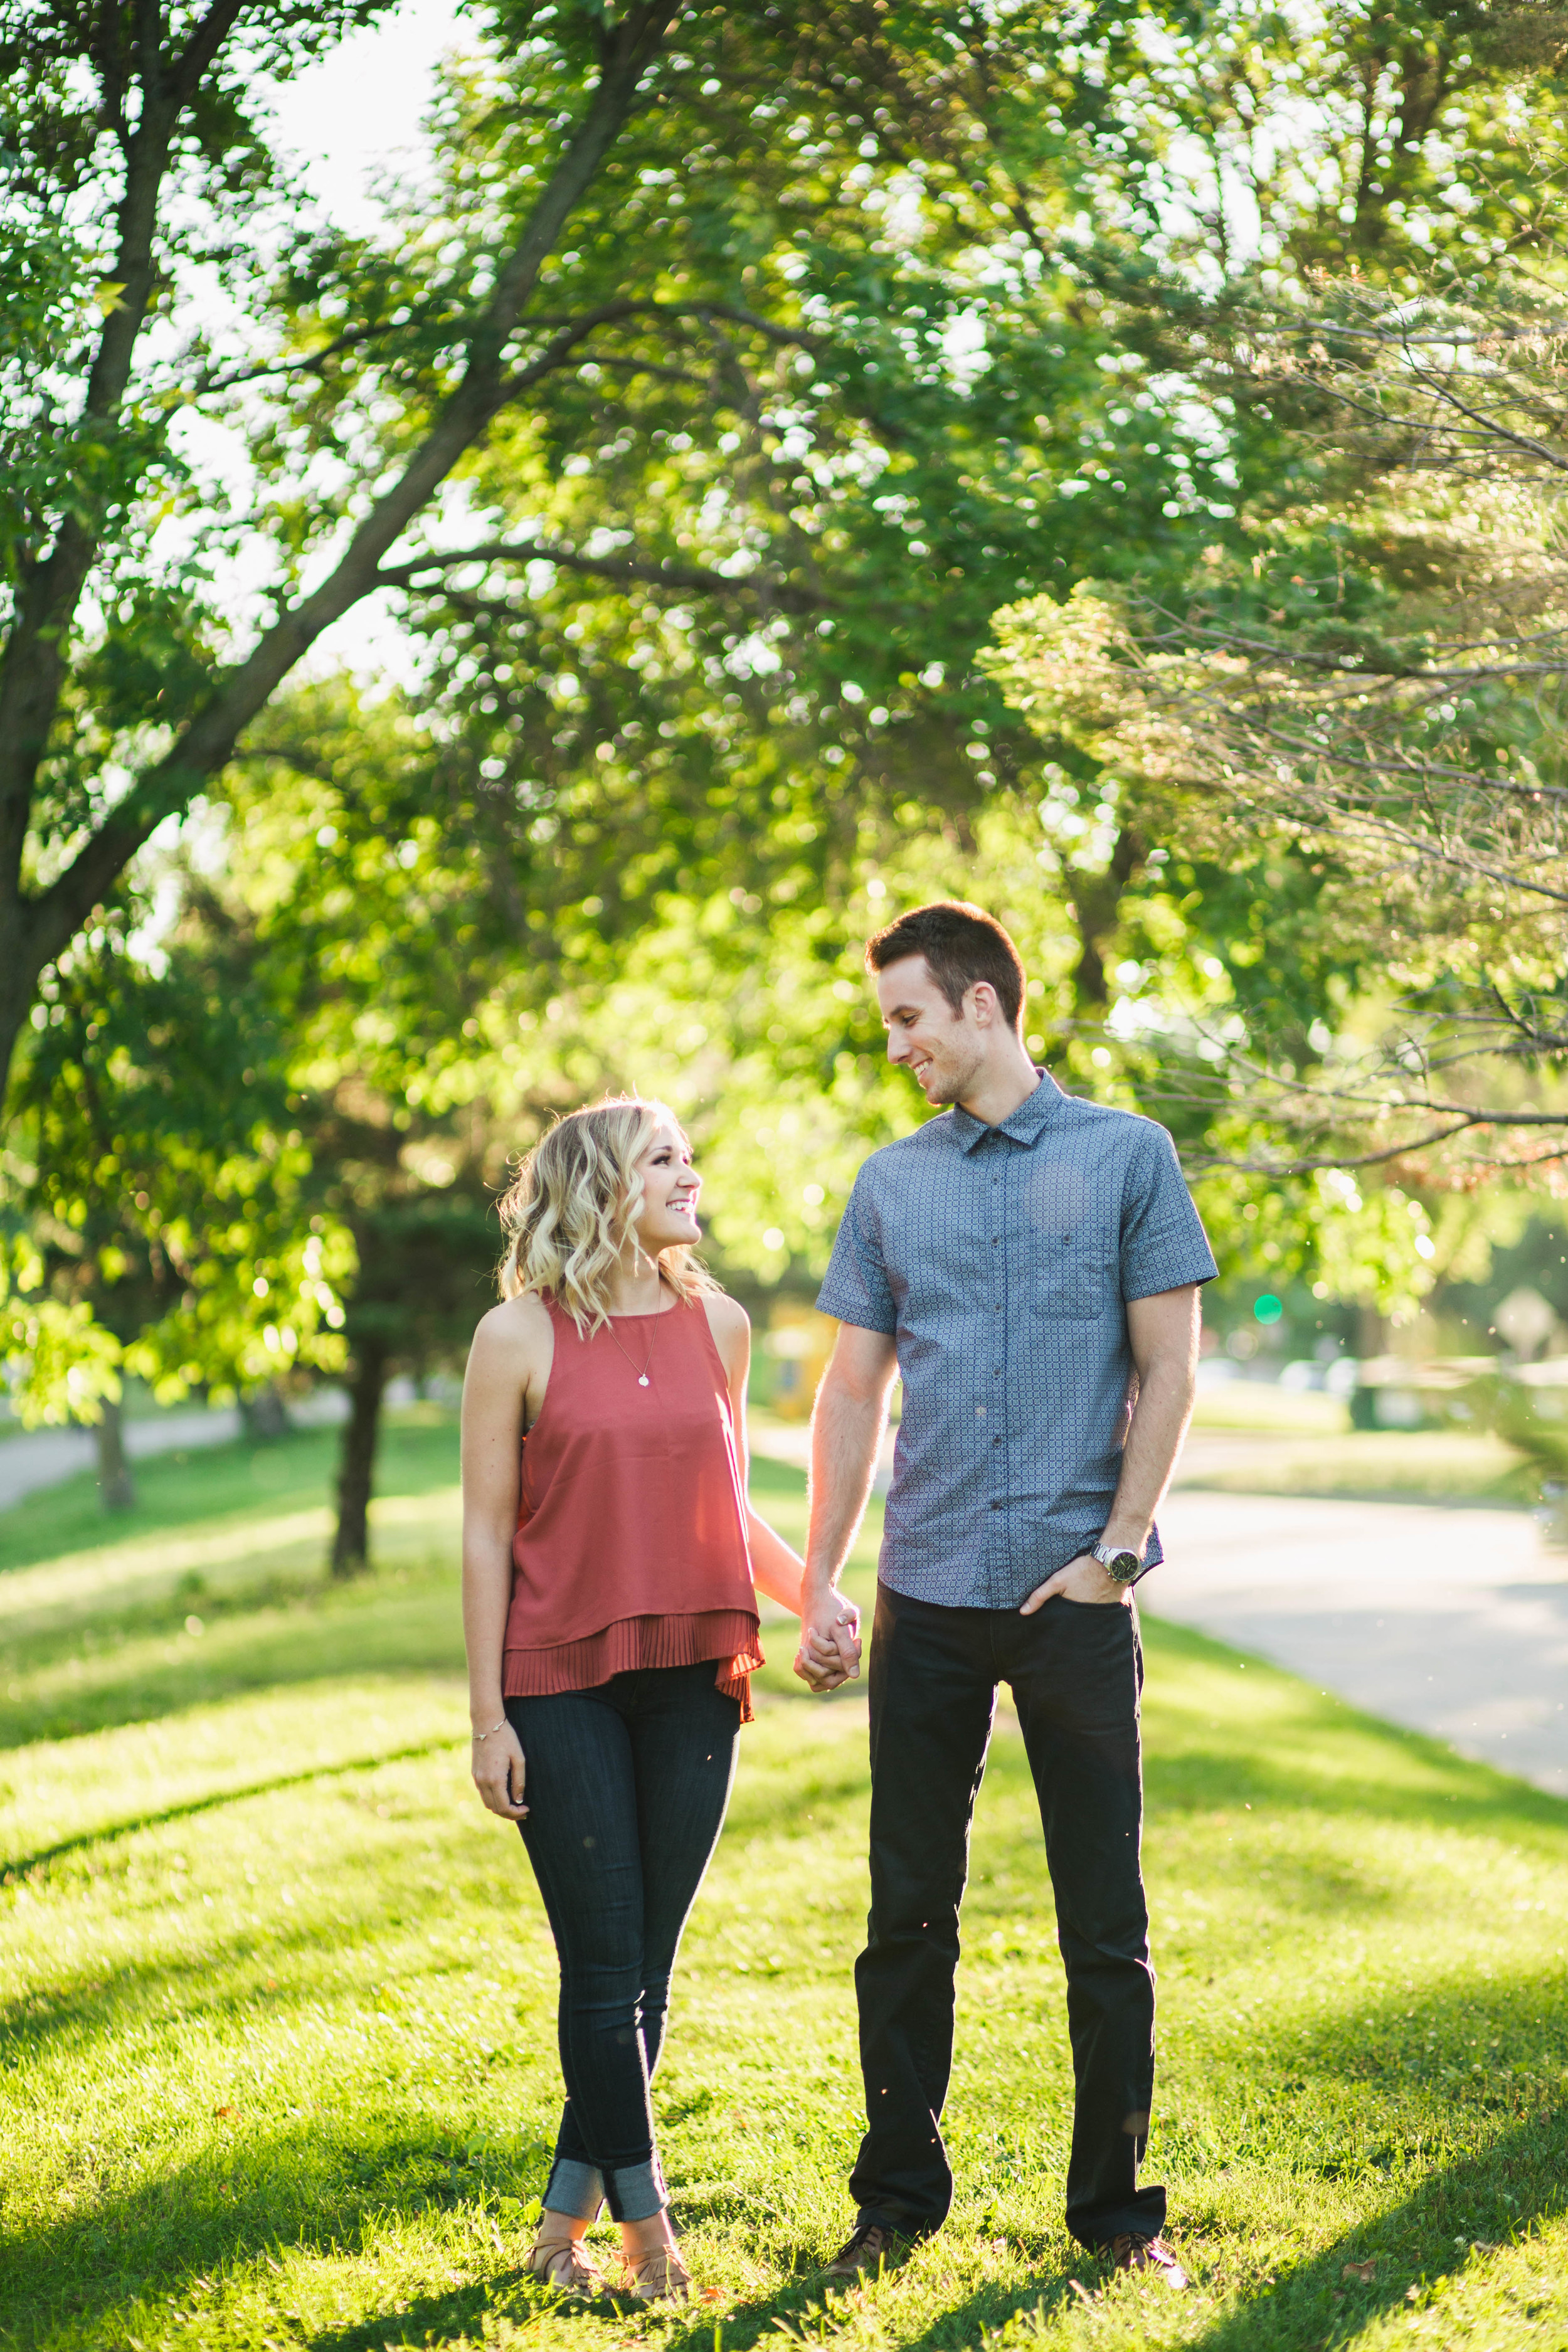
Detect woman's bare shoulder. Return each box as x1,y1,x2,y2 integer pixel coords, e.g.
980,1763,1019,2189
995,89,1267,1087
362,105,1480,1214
470,1291,554,1370
701,1290,751,1350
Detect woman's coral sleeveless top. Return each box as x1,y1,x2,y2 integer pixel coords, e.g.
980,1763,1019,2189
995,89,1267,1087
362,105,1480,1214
502,1294,763,1719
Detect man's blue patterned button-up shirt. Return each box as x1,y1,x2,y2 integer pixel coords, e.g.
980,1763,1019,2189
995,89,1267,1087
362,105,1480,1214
815,1071,1218,1608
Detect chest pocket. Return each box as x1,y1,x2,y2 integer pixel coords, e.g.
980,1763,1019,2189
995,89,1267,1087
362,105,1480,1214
1033,1232,1102,1321
1025,1162,1105,1322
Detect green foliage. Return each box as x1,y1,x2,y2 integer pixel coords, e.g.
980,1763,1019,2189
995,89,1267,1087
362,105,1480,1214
8,0,1552,1108
0,1263,122,1429
1,898,350,1424
11,0,1568,1391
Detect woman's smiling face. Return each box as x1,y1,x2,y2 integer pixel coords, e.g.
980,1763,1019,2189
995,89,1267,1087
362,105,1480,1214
629,1118,702,1253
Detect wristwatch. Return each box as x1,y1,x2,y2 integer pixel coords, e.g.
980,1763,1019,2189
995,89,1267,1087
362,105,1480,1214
1090,1538,1144,1584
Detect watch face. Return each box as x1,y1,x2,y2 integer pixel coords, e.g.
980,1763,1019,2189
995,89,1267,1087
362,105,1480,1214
1108,1550,1141,1581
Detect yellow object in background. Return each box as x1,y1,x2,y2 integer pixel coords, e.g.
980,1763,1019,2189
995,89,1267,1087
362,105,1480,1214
763,1307,838,1422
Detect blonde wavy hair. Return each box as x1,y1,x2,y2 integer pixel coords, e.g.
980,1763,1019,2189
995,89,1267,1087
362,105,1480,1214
496,1095,718,1333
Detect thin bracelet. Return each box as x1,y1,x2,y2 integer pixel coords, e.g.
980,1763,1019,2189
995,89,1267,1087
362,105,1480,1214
471,1717,507,1742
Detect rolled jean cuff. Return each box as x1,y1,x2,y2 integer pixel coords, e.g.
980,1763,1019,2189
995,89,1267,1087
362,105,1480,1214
544,2158,604,2222
605,2156,665,2223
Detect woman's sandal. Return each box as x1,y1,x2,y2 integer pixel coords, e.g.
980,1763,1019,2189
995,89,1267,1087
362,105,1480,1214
525,2232,609,2297
620,2245,692,2304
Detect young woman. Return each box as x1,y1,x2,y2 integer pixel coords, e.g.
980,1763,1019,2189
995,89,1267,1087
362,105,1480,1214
462,1096,860,2304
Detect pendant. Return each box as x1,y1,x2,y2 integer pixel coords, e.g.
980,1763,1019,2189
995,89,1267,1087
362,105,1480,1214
638,1374,650,1386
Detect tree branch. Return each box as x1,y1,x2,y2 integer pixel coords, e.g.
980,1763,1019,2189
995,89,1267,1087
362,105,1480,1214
19,2,685,983
0,8,206,909
373,536,831,612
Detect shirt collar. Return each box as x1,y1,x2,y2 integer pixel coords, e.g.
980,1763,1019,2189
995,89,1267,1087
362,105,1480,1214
950,1068,1062,1155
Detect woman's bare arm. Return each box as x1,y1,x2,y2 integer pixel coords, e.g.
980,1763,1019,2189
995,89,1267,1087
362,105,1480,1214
461,1295,551,1819
702,1293,832,1629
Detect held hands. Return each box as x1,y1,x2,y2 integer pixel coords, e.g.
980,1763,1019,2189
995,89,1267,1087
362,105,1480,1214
1019,1552,1132,1614
793,1587,863,1692
471,1716,529,1819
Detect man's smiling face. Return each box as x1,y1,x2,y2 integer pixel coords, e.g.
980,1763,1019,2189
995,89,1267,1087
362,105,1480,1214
875,953,988,1107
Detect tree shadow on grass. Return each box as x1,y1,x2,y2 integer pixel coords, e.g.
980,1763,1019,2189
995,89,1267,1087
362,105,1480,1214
0,2117,553,2352
302,2237,1094,2352
0,1822,526,2065
8,1959,1568,2352
1155,1963,1568,2352
0,1572,466,1764
1,1727,460,1881
1178,2108,1568,2352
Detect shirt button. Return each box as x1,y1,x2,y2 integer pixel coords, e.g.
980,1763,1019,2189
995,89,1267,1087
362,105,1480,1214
988,1500,1003,1510
992,1436,1001,1448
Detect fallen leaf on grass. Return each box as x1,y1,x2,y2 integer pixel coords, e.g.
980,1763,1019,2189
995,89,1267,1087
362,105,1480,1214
1067,2279,1096,2305
1406,2285,1421,2302
1342,2260,1377,2283
213,2105,236,2121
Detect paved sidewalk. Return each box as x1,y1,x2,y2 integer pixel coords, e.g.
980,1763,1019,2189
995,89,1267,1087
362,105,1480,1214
0,1391,350,1513
1147,1489,1568,1796
0,1411,243,1512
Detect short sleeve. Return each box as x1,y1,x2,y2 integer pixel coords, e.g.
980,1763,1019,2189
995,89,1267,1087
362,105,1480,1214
815,1165,898,1335
1119,1123,1218,1301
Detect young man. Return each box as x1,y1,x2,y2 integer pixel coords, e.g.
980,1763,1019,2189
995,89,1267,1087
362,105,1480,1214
796,901,1216,2289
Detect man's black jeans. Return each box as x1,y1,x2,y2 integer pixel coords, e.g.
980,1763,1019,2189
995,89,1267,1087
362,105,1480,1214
506,1661,740,2223
851,1583,1163,2252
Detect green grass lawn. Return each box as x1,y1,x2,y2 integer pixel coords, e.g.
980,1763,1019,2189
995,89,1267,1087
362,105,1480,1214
1177,1385,1540,1508
1176,1429,1537,1508
3,1416,1568,2351
1188,1386,1352,1436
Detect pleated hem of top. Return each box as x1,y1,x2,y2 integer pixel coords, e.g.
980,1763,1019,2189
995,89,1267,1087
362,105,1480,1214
502,1608,763,1724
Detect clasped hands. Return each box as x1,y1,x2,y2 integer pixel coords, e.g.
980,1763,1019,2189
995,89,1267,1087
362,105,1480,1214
793,1586,864,1690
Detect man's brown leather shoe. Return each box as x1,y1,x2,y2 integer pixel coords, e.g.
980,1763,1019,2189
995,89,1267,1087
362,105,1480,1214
1111,2233,1187,2289
822,2221,908,2282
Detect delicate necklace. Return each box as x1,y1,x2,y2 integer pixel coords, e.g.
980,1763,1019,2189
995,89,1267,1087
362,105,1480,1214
605,1317,655,1387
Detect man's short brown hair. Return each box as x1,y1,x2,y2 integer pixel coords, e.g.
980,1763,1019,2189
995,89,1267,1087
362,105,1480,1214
865,900,1026,1030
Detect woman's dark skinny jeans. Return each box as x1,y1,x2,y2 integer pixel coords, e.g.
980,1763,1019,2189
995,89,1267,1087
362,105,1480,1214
506,1661,740,2223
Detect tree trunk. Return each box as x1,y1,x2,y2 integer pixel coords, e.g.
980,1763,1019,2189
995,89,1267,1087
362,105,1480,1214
331,1338,389,1578
241,1381,291,1441
1067,824,1144,1012
95,1396,136,1512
